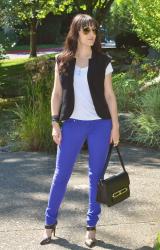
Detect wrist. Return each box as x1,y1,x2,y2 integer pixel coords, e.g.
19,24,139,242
112,122,119,129
51,115,60,126
51,115,59,122
52,120,60,127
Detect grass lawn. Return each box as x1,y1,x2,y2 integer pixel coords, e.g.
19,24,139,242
0,53,56,98
0,58,32,98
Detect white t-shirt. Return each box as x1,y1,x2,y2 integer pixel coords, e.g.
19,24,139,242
70,62,113,120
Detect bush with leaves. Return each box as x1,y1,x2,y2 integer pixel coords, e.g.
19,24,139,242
113,49,160,149
131,0,160,52
154,232,160,250
14,55,56,152
126,86,160,148
0,44,6,60
128,49,160,83
112,72,140,112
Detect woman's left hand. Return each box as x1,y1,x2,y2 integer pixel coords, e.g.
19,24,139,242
110,126,120,146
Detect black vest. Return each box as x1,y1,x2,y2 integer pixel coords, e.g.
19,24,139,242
57,50,111,121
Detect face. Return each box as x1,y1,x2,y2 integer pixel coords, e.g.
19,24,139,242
78,24,97,47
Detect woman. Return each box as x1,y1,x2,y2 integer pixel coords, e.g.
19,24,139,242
40,13,120,248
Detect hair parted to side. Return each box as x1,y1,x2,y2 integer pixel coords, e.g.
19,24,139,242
56,13,102,75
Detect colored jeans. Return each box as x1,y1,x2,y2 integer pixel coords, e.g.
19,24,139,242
45,118,112,227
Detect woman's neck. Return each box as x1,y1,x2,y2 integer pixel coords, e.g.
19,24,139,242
75,46,92,59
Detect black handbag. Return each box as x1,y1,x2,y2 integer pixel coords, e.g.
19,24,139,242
96,144,130,207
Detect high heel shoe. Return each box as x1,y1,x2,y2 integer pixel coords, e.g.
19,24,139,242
85,226,96,248
40,222,57,245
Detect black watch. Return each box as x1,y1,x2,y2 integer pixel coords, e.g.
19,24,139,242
51,115,59,122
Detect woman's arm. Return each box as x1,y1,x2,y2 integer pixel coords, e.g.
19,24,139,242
51,60,63,145
104,73,119,128
104,73,120,145
51,61,62,117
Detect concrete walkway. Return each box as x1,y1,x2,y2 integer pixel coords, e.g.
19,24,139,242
0,144,160,250
6,48,62,59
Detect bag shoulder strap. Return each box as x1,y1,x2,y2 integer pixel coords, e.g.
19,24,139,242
101,144,126,179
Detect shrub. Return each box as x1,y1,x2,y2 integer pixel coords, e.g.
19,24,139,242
13,55,56,152
128,50,160,83
141,86,160,119
112,73,140,112
154,232,160,250
14,99,53,151
0,44,6,60
0,29,17,60
126,86,160,148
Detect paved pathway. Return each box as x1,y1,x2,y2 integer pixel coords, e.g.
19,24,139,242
6,48,62,59
0,144,160,249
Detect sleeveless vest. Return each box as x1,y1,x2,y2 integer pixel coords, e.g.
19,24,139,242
56,50,112,121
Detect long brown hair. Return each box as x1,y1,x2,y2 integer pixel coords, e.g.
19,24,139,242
57,13,102,75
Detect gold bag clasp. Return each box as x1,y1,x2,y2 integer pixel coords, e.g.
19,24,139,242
112,187,128,199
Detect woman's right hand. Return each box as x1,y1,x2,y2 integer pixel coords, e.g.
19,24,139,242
52,122,62,145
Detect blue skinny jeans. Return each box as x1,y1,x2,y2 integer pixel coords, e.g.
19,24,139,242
45,118,112,227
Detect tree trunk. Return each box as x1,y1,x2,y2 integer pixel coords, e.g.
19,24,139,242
30,19,37,57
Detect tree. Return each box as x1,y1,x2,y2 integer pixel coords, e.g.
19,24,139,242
1,0,115,57
1,0,57,57
131,0,160,51
105,0,133,37
55,0,115,24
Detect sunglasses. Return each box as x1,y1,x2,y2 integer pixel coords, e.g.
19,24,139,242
82,26,97,35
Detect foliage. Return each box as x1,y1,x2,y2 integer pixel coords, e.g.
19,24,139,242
0,58,31,97
105,0,133,37
126,86,160,148
112,49,160,149
25,55,55,84
112,73,140,112
140,86,160,119
0,53,58,97
0,5,5,26
0,97,21,148
105,0,148,48
0,8,11,60
13,55,56,152
1,0,57,25
131,0,160,51
0,0,115,56
55,0,114,24
0,44,6,60
0,29,17,51
154,232,160,250
106,0,160,50
128,49,160,83
14,96,53,152
1,0,115,28
0,0,58,56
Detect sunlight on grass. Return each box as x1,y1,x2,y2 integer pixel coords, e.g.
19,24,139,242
0,54,56,98
0,58,32,67
0,97,23,107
